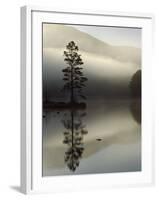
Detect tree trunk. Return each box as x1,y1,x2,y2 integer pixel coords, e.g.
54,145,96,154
71,110,74,170
70,64,74,103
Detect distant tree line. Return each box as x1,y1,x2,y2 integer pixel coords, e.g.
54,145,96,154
129,69,141,98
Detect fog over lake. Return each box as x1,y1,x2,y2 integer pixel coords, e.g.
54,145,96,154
42,24,141,176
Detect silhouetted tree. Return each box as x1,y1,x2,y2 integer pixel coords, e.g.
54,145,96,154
62,41,88,103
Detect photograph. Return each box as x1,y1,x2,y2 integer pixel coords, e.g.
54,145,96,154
42,23,141,176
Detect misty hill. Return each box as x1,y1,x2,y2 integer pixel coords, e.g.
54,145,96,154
43,24,141,65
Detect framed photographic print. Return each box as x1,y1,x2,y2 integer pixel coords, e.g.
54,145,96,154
21,6,154,194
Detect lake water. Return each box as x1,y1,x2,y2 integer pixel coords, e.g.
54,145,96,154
42,99,141,176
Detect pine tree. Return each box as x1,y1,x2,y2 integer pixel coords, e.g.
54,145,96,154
62,41,88,103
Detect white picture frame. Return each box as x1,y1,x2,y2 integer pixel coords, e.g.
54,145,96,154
21,5,154,194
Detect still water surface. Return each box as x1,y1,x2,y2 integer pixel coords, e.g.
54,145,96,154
42,99,141,176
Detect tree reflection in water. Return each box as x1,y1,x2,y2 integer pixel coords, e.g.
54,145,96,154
62,109,88,172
